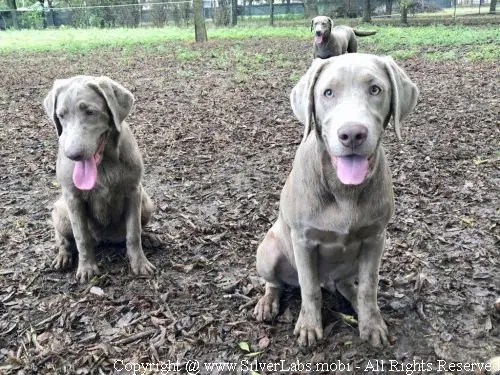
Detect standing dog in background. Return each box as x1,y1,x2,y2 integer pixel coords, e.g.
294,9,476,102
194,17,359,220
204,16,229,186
44,76,156,283
311,16,377,58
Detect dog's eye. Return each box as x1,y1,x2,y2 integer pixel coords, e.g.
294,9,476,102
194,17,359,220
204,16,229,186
369,85,381,96
57,113,64,119
324,89,334,98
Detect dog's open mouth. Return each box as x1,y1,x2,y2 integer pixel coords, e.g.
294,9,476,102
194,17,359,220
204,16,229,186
314,33,323,44
72,133,107,191
331,154,374,185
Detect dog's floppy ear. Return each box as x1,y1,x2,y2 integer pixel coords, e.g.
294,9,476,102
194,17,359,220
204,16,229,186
43,78,70,137
87,76,134,133
327,17,333,29
310,18,314,32
290,58,331,143
383,56,419,140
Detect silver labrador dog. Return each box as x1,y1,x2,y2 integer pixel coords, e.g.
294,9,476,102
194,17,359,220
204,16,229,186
44,76,156,283
254,54,419,347
311,16,377,58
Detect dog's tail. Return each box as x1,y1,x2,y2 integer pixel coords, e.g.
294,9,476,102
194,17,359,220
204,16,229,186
353,29,377,37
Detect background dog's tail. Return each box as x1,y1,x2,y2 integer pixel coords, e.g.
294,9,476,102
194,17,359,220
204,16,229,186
354,30,377,37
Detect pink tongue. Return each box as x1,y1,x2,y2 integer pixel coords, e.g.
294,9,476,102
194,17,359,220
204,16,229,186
314,35,323,44
73,157,98,190
336,155,369,185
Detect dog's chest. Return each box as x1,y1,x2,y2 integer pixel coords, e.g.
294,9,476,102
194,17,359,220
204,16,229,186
303,200,390,253
82,185,126,226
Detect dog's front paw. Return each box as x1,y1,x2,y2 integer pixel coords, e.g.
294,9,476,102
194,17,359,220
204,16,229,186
130,255,156,276
75,261,100,283
254,290,280,322
359,312,389,347
294,309,323,347
52,248,73,270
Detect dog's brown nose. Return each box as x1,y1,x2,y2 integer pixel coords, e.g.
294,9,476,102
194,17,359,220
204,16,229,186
337,124,368,148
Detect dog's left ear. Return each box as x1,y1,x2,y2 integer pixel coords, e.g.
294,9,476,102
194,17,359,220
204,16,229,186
290,58,331,143
327,17,333,29
383,56,419,140
87,76,134,133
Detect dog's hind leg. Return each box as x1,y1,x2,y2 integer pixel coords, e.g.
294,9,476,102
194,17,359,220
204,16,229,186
51,197,75,270
347,34,358,53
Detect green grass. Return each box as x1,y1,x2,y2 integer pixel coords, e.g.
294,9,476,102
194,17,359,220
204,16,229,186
364,24,499,50
0,26,312,54
0,24,498,61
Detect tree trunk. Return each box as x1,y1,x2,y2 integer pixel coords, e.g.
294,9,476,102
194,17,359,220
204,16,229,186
343,0,350,17
362,0,371,22
194,0,207,42
47,0,56,27
400,4,408,24
6,0,19,29
303,0,318,19
286,0,291,13
489,0,497,13
385,0,393,15
231,0,237,25
270,0,274,25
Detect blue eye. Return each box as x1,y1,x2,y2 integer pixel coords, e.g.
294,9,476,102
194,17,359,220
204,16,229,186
370,85,381,96
324,89,334,98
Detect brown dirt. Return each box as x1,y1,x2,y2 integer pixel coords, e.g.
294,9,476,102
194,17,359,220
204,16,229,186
0,38,498,375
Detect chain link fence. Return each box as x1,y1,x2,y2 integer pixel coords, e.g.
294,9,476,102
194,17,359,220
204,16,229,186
0,0,495,29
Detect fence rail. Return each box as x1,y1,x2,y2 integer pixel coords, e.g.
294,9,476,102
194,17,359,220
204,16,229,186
0,0,496,29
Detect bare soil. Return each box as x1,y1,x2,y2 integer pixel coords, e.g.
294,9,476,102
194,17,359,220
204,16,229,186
0,38,498,374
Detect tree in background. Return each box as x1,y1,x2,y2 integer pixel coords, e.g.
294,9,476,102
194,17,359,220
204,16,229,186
489,0,497,13
303,0,318,19
194,0,207,42
398,0,409,24
285,0,290,14
215,0,230,25
270,0,274,25
362,0,371,22
386,0,393,15
6,0,19,29
231,0,237,25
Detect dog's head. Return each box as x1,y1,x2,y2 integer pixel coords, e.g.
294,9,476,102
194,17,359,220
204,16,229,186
43,76,134,190
290,54,419,185
311,16,333,45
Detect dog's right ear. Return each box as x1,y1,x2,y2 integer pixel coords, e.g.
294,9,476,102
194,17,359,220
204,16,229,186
290,58,331,143
43,79,68,137
310,18,314,32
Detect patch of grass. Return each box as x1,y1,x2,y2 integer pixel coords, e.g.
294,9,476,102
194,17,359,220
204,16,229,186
289,71,301,82
465,44,499,60
174,47,202,61
0,24,498,57
0,27,191,54
369,24,499,52
424,49,457,60
178,70,196,78
389,48,419,59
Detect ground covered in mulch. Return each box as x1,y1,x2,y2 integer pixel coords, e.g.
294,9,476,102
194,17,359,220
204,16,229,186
0,37,498,374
